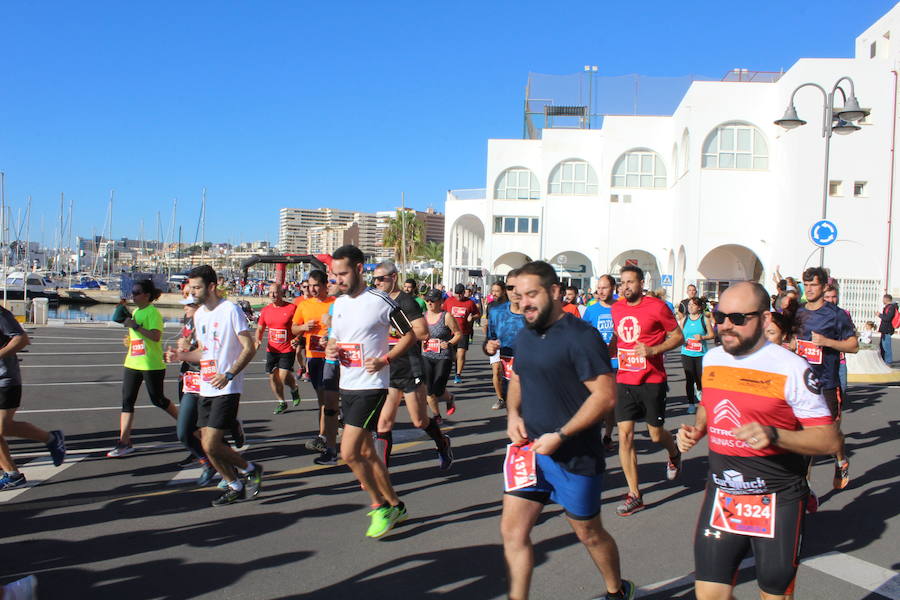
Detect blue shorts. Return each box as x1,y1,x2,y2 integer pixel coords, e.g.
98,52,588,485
506,453,604,520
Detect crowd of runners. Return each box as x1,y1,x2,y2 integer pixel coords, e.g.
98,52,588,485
0,243,876,600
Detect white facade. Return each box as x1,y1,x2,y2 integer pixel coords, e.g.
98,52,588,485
444,5,900,325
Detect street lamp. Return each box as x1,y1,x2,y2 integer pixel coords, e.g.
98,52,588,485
774,76,869,267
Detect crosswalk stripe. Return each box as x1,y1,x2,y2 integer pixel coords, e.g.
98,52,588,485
0,455,85,504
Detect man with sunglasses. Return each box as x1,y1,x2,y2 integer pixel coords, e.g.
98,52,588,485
257,283,302,415
795,267,857,491
292,270,338,459
677,282,840,600
371,262,452,470
443,283,480,384
611,265,684,516
484,270,526,411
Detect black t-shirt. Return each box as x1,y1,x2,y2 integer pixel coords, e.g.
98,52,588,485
513,313,612,476
389,291,424,361
796,302,855,389
0,306,24,386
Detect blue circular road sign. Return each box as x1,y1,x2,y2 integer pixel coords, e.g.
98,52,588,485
810,220,838,247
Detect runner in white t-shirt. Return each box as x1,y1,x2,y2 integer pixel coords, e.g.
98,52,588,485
325,245,415,539
172,265,263,507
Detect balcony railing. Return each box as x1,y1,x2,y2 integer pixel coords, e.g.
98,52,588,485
448,188,486,201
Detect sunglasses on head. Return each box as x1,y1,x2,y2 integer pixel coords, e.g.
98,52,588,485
712,310,762,326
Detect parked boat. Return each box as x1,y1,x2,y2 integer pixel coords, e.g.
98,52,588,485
2,272,61,303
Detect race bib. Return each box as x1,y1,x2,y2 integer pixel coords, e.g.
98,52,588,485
710,489,776,538
685,338,703,353
269,328,287,344
500,355,515,380
797,340,823,365
451,306,466,318
309,335,326,352
337,342,364,368
183,371,200,394
424,338,442,353
129,339,146,357
503,442,537,492
200,359,217,382
617,348,647,372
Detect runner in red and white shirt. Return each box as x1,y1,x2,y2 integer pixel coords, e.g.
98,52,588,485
610,265,684,516
677,282,840,600
443,283,480,383
256,283,301,415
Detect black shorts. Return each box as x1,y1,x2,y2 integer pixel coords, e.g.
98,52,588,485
694,485,805,596
307,357,325,390
822,388,841,420
198,393,241,430
0,385,22,410
340,389,387,430
615,382,667,426
389,354,419,393
265,350,296,374
455,335,470,350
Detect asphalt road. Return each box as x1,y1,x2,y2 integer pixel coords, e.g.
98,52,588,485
1,324,898,599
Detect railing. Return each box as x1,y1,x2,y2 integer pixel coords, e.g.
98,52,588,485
448,188,486,201
721,69,783,83
836,278,883,330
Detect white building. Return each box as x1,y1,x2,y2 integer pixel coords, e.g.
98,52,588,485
444,5,900,325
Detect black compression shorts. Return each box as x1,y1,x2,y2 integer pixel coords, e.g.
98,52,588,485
341,389,387,430
615,382,667,426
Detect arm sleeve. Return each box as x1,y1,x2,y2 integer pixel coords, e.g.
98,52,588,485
570,326,612,381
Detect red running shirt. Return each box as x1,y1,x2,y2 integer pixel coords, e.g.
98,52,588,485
258,302,298,353
611,295,678,384
443,298,479,334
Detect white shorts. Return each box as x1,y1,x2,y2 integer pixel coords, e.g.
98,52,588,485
489,353,501,365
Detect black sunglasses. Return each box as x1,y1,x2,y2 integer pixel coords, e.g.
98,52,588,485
373,275,393,282
505,285,515,291
712,310,762,326
131,289,145,296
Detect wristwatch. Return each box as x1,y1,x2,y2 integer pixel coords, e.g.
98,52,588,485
556,428,570,442
225,372,235,381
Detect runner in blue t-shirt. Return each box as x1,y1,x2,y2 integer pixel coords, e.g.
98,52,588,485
796,267,857,492
484,271,526,410
580,274,619,449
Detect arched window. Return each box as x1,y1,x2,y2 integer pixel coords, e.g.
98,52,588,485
671,144,678,178
548,159,598,195
702,123,768,169
611,150,667,189
681,129,690,174
494,167,540,199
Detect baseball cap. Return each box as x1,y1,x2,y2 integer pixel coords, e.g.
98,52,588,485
179,295,200,306
425,289,443,302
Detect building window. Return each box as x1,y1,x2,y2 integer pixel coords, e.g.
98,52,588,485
702,123,768,170
854,181,868,197
494,168,540,200
681,129,690,174
829,181,843,196
871,41,877,58
548,160,598,195
611,150,667,188
493,216,540,234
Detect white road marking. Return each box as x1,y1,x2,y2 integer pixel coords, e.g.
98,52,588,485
24,351,126,355
16,397,318,413
0,455,86,504
23,374,273,388
637,553,900,599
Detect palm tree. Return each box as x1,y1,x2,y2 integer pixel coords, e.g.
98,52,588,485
417,241,443,262
382,210,424,272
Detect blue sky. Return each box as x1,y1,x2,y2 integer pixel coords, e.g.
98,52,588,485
0,1,896,246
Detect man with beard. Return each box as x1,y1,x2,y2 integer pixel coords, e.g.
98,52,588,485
501,261,634,600
611,265,684,516
483,269,526,411
174,265,263,507
581,274,619,449
325,245,414,538
403,278,427,312
677,282,840,600
443,283,480,383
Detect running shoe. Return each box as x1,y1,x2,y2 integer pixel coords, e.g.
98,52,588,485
177,454,197,467
595,579,636,600
687,404,697,415
197,464,217,487
47,430,66,467
218,478,230,490
438,435,454,471
1,574,37,600
366,504,408,539
313,449,338,465
433,415,443,426
806,489,819,514
305,435,327,453
242,463,264,497
491,398,506,410
273,401,288,415
616,494,644,517
291,387,301,406
0,472,26,490
833,458,850,490
106,441,134,458
602,435,614,452
231,420,246,449
446,394,457,416
453,374,462,384
211,485,246,507
666,450,682,481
